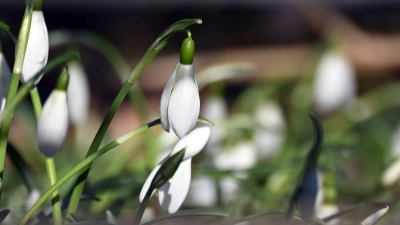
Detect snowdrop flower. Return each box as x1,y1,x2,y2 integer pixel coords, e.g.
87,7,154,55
202,96,227,152
21,9,48,84
381,158,400,187
313,51,356,114
37,68,69,157
160,36,200,138
67,61,90,125
0,51,11,113
139,126,211,213
187,176,217,207
213,142,257,171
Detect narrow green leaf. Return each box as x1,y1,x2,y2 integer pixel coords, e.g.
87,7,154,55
0,21,17,45
157,19,202,43
6,144,36,192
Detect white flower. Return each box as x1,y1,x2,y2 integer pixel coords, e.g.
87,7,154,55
313,51,356,114
139,126,210,213
25,189,41,211
381,157,400,187
202,96,227,152
187,176,217,207
37,90,68,157
67,61,90,125
0,53,11,113
213,142,257,171
21,11,48,84
316,204,340,225
160,63,200,138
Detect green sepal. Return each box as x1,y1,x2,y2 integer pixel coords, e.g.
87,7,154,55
56,66,69,91
151,148,186,190
180,37,195,65
33,0,42,11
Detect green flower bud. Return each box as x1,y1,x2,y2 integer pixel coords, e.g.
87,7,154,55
180,37,195,65
56,67,69,91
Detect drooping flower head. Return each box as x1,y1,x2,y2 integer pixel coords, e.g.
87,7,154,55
37,67,69,157
20,4,48,84
140,126,211,213
160,36,200,138
313,50,356,114
67,61,90,125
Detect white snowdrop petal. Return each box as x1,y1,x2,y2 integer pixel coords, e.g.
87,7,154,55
160,65,178,132
21,11,49,84
159,159,192,213
67,62,90,125
168,64,199,138
171,126,211,160
139,164,161,202
313,51,356,114
37,91,68,157
25,189,41,211
220,177,240,204
361,206,389,225
381,158,400,187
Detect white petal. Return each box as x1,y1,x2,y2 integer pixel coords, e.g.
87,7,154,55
139,164,161,202
25,189,41,211
67,61,90,125
313,51,356,114
361,206,389,225
168,64,199,138
220,176,240,204
21,11,49,84
37,91,68,157
160,64,178,132
170,126,211,160
159,159,192,213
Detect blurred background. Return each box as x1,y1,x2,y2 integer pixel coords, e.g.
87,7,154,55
2,0,400,224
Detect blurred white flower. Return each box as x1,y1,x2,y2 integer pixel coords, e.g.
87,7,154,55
160,63,200,138
254,102,285,159
25,189,41,211
140,126,211,213
316,204,340,225
37,90,68,157
213,142,257,171
187,176,217,207
390,122,400,158
21,11,48,84
381,158,400,187
67,61,90,125
361,206,389,225
202,96,227,151
220,176,241,204
313,51,356,114
0,53,11,113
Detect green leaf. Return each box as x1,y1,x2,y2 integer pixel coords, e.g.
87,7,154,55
157,19,202,44
106,210,118,225
142,208,228,225
0,21,17,45
6,143,36,192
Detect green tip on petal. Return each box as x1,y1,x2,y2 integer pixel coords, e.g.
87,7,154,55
33,0,42,11
56,66,69,91
180,37,195,65
152,148,186,189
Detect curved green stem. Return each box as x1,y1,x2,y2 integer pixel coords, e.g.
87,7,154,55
0,4,33,201
19,119,161,225
67,18,201,215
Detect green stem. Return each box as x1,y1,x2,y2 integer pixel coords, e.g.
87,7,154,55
0,6,33,201
132,189,151,225
19,119,160,225
30,88,62,225
45,158,62,225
